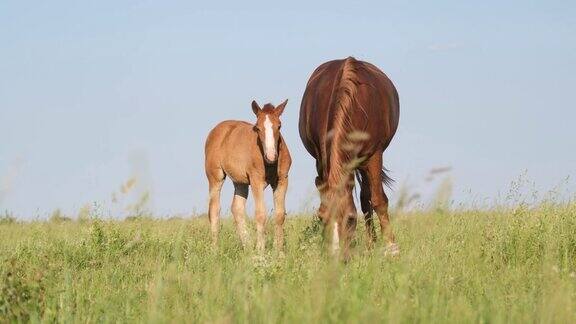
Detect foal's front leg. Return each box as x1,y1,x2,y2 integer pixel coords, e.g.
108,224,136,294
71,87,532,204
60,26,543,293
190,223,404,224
273,177,288,252
207,170,225,247
251,182,267,252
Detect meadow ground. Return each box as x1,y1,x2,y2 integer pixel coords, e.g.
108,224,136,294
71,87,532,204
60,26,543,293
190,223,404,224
1,204,575,323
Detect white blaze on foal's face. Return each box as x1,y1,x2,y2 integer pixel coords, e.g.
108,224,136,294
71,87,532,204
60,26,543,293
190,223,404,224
263,115,277,162
250,99,288,164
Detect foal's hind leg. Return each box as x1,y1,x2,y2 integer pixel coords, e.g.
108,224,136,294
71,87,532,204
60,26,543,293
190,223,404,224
207,168,225,247
359,169,377,248
232,183,250,248
365,152,399,255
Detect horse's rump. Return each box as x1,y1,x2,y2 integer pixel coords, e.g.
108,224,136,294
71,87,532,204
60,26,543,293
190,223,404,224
299,57,399,188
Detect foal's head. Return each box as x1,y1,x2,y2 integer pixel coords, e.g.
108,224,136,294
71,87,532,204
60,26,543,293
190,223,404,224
251,99,288,164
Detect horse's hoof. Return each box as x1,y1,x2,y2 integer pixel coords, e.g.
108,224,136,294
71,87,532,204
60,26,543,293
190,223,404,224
384,243,400,257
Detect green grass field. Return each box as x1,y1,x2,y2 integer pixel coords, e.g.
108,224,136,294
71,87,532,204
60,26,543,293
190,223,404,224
1,204,575,323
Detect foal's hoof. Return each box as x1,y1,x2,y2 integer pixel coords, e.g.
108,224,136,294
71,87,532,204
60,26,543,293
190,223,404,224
384,243,400,257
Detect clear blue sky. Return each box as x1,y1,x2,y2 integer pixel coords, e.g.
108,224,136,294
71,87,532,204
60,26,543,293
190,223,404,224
1,1,575,218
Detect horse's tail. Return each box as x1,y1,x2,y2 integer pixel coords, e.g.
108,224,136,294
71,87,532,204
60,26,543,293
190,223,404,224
381,167,394,189
354,168,395,191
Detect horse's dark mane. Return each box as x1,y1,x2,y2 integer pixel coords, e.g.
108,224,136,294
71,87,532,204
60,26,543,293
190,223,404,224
326,56,360,188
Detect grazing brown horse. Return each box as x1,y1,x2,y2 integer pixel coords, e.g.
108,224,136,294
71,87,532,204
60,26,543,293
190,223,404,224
299,57,400,258
205,100,291,252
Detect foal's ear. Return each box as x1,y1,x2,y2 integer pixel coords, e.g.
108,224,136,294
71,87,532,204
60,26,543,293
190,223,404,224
275,99,288,116
251,100,261,116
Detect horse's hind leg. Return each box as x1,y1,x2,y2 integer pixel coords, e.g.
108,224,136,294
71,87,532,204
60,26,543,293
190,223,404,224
365,152,399,256
232,183,250,248
207,168,225,247
358,169,377,248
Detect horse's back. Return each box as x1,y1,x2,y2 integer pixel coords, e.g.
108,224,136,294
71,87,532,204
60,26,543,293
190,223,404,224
205,120,258,184
298,60,341,158
205,120,252,162
299,57,399,159
354,61,399,150
205,120,251,149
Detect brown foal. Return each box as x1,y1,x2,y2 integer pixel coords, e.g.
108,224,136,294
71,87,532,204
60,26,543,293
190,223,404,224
204,100,291,252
